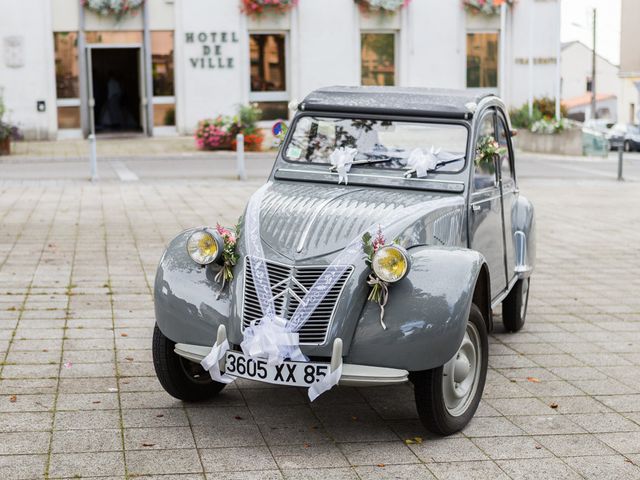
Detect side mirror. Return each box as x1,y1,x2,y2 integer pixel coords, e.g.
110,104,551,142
510,129,518,137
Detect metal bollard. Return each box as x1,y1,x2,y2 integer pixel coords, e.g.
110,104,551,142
236,133,247,181
617,144,624,181
88,134,98,182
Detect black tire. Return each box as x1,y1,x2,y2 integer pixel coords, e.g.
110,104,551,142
152,325,226,401
502,277,530,333
410,304,488,436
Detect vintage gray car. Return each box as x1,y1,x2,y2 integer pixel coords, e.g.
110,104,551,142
152,87,535,435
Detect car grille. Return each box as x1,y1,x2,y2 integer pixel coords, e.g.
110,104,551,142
242,258,352,344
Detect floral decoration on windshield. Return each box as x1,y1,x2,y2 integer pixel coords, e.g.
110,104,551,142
475,135,506,173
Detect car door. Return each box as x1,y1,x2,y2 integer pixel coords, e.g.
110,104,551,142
468,109,508,300
496,112,517,283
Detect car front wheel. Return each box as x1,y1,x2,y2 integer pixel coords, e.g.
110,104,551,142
410,304,488,436
152,325,226,401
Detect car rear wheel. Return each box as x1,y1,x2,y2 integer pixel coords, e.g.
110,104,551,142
410,304,488,436
152,325,226,401
502,277,530,332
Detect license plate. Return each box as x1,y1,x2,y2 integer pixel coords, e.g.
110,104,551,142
224,351,330,387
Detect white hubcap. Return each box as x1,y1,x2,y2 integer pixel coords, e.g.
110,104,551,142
442,322,482,416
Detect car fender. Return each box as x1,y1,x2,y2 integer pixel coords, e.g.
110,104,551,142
345,246,486,372
512,194,536,277
154,228,235,346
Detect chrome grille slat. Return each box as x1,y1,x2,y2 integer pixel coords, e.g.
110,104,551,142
242,258,353,344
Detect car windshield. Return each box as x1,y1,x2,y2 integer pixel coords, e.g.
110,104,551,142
283,116,468,174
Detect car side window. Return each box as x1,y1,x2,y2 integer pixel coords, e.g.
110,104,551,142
474,112,498,190
497,116,514,184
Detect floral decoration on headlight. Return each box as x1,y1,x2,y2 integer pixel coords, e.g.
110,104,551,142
214,222,240,290
362,226,409,329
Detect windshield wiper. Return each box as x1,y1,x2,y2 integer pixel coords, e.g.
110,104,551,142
328,153,401,172
403,155,466,178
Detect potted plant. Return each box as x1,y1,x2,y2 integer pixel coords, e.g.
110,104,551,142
0,96,22,156
195,104,265,152
355,0,411,14
81,0,144,20
230,104,264,152
240,0,298,16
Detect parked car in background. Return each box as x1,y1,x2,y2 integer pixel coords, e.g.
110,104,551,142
583,118,615,135
607,123,640,151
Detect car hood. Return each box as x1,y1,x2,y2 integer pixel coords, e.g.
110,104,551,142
248,181,466,262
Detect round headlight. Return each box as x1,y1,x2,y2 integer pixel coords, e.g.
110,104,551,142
186,229,221,265
372,245,410,283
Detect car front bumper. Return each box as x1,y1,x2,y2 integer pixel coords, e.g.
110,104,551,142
174,339,409,388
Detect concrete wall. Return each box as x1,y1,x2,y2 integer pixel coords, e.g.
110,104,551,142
516,128,582,156
0,0,57,140
561,42,619,100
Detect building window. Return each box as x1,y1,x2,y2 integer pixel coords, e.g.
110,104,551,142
54,32,79,99
466,32,498,88
57,106,81,129
249,33,288,120
151,31,174,97
250,34,286,92
361,33,395,86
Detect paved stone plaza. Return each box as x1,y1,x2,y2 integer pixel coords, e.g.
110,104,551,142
0,177,639,479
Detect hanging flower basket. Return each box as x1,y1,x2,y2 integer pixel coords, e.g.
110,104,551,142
240,0,298,16
463,0,514,16
81,0,144,20
355,0,411,14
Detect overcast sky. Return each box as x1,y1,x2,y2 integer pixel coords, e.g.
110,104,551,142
561,0,621,65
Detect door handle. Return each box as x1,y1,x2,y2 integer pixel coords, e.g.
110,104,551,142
472,204,481,212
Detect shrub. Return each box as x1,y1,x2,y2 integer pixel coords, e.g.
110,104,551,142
509,97,568,131
195,104,264,151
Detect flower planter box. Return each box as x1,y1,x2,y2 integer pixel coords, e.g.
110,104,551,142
515,128,582,156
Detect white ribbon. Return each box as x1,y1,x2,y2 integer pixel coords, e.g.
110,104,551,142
406,147,439,178
330,147,357,184
241,316,306,366
200,339,235,384
308,363,343,402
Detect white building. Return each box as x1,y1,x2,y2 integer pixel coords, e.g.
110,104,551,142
619,0,640,124
561,40,619,121
0,0,561,140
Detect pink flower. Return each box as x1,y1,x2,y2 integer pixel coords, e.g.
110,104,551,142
216,223,236,245
372,225,385,253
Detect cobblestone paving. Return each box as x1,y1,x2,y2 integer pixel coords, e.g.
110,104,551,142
0,179,639,479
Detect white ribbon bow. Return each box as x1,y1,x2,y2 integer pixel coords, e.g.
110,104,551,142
406,147,439,178
240,316,306,366
200,339,235,384
330,147,358,184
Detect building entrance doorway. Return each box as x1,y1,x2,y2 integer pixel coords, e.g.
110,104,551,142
87,46,145,134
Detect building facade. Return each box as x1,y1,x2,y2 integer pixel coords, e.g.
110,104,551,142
561,40,619,121
619,0,640,124
0,0,561,140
